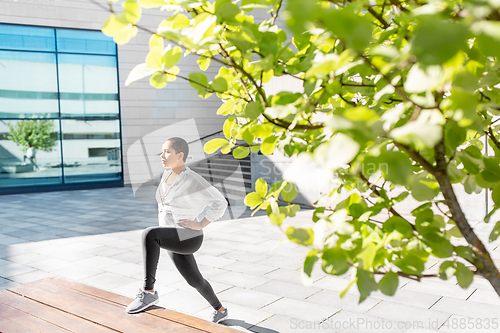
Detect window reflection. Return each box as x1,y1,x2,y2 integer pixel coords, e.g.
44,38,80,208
61,119,121,183
0,51,59,119
0,119,62,187
58,54,119,119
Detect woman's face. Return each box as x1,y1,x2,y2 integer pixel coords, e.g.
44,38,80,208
160,140,182,168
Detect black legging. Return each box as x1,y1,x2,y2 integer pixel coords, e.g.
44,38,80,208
142,226,222,310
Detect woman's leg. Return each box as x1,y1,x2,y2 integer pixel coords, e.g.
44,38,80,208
167,251,222,310
142,226,202,291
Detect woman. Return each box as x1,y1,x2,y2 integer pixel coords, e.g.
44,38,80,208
126,137,229,324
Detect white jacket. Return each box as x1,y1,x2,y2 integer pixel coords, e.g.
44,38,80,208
155,166,228,228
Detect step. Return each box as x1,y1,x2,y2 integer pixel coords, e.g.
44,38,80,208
0,277,240,333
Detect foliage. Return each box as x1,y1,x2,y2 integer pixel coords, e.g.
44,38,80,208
7,119,57,152
102,0,500,301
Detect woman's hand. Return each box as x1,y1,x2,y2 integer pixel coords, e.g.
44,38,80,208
177,218,203,230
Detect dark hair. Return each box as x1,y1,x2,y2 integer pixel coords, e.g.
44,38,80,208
167,137,189,163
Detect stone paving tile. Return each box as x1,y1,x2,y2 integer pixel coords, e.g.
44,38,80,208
50,264,105,281
402,280,476,300
80,245,130,257
156,289,211,314
217,286,282,309
248,314,329,333
8,270,55,284
369,288,443,309
210,270,271,289
0,262,37,278
438,314,499,333
195,254,237,268
224,261,277,276
430,296,500,320
261,297,340,322
304,289,381,313
253,279,321,300
27,258,74,272
104,262,143,278
74,256,124,269
332,309,407,333
195,301,274,331
366,301,452,330
467,288,500,306
170,279,233,295
79,272,137,290
109,250,143,264
219,250,271,263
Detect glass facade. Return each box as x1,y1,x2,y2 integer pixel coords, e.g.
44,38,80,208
0,24,122,192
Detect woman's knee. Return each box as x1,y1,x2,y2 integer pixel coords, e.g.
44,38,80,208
142,226,160,243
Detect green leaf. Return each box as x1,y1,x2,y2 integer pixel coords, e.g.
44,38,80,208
357,243,376,270
223,117,236,140
421,230,454,258
411,173,440,201
233,146,249,159
481,158,500,183
138,0,164,8
323,7,373,52
455,263,474,288
244,102,263,120
379,271,398,296
150,72,167,88
255,178,268,197
356,268,378,303
149,34,164,50
281,182,298,202
124,1,142,24
438,261,456,280
204,138,229,154
321,247,350,276
102,14,129,37
304,250,319,278
216,2,241,22
244,192,263,209
492,185,500,206
410,15,467,65
162,46,182,68
490,221,500,242
197,56,211,71
339,279,356,299
261,135,278,155
210,77,228,92
146,46,162,68
383,216,414,240
286,227,314,246
455,246,475,262
269,212,286,226
395,254,425,275
188,72,211,98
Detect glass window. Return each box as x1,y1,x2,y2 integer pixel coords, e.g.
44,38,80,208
0,119,62,188
0,24,55,52
56,29,116,55
61,119,121,183
0,51,59,119
0,24,122,192
58,54,119,118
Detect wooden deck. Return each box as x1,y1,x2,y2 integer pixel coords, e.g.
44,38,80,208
0,276,242,333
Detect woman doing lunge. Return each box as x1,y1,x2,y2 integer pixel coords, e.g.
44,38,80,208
126,137,229,324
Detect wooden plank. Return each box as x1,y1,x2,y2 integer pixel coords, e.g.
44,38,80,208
42,276,242,333
0,302,71,333
7,280,200,333
0,290,116,333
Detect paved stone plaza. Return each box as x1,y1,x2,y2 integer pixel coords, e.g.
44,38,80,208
1,187,500,333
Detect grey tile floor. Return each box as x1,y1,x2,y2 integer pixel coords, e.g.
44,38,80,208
1,186,500,333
